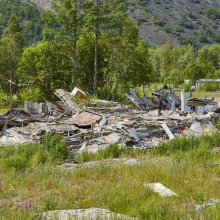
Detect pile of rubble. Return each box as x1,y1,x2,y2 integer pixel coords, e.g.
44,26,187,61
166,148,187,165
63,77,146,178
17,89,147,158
0,87,219,153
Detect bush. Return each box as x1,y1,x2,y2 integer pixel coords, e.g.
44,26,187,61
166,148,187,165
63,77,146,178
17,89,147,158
41,134,70,160
199,34,208,43
76,144,142,162
163,84,168,89
0,134,70,171
180,83,191,92
199,81,219,91
153,132,220,159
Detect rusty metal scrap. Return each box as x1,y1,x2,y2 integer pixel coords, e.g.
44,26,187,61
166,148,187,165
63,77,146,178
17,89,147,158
65,111,102,126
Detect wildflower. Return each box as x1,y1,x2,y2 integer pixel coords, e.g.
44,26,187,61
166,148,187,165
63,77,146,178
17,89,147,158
185,204,188,209
28,201,31,208
25,203,28,210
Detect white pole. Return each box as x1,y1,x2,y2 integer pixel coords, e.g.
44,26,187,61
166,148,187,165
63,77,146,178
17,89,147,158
181,89,186,111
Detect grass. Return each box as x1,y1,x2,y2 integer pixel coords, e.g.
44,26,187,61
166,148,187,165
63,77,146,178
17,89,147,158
1,133,220,219
134,84,220,100
0,134,70,171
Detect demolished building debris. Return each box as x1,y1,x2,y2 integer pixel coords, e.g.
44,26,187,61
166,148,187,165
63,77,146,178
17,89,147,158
0,88,219,153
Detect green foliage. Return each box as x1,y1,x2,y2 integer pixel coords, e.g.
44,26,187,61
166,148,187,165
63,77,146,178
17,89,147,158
154,19,164,26
206,7,220,20
181,83,191,92
150,42,220,88
41,134,70,160
76,144,144,162
0,14,24,94
213,117,220,130
154,132,220,158
0,0,44,46
19,86,47,103
180,20,194,29
136,18,147,26
0,134,70,171
199,81,220,92
18,41,72,101
154,0,161,4
41,198,57,211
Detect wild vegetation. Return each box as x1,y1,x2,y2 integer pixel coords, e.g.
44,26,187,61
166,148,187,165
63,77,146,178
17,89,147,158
2,133,220,219
126,0,220,47
150,43,220,90
0,0,45,46
1,0,220,102
1,1,220,219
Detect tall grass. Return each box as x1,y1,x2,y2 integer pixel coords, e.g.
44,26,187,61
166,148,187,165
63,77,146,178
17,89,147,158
76,144,145,162
1,133,220,219
0,134,70,171
154,132,220,154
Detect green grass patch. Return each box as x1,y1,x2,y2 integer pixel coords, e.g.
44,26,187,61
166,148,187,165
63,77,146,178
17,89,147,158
76,144,145,163
0,134,70,171
1,134,220,219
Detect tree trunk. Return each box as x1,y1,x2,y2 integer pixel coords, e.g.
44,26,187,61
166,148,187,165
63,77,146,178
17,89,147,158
73,39,76,90
94,25,98,97
107,46,115,100
104,73,109,99
9,71,12,128
112,54,131,101
73,9,77,90
101,75,103,99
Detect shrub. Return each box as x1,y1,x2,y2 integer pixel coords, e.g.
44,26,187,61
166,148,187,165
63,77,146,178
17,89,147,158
41,134,70,160
0,134,70,171
76,144,142,162
153,133,220,158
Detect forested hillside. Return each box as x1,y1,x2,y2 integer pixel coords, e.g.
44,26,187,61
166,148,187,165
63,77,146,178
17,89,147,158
3,0,220,47
0,0,44,46
126,0,220,47
1,0,220,103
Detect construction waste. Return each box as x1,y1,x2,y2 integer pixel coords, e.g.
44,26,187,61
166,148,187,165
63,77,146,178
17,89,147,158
0,87,219,155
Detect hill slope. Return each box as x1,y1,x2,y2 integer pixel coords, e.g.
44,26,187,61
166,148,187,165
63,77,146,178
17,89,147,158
0,0,45,46
127,0,220,47
4,0,220,47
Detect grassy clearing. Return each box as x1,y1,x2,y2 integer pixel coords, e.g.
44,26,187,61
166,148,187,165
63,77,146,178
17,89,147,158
134,84,220,100
1,133,220,219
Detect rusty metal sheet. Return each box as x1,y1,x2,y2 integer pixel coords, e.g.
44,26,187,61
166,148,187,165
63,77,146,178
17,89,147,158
65,112,102,126
122,121,135,126
52,102,65,111
109,121,116,124
178,126,188,131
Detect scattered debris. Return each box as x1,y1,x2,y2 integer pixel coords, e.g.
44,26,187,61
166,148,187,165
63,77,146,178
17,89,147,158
65,111,102,126
145,183,178,197
70,87,87,99
0,88,219,152
187,97,215,106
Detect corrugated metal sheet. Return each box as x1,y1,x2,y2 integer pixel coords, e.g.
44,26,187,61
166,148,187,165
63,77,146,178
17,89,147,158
66,112,102,126
122,121,135,125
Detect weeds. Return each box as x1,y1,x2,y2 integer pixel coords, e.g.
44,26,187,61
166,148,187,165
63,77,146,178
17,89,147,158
154,132,220,155
0,134,70,171
75,144,145,162
2,134,220,219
